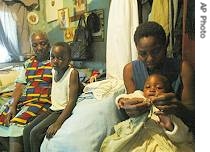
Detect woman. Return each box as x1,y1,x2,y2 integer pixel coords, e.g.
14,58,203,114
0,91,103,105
119,21,194,133
0,31,52,152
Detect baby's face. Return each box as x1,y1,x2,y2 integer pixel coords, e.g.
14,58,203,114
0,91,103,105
143,76,167,98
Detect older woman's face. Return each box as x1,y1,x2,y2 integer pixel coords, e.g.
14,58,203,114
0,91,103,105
31,33,50,61
136,36,165,70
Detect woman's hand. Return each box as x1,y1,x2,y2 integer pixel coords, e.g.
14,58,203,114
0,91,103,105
150,92,180,115
119,98,151,117
46,122,62,139
151,92,194,132
4,105,17,126
151,93,176,131
150,92,176,103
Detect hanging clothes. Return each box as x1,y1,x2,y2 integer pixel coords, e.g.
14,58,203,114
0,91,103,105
149,0,184,58
148,0,175,57
0,1,20,62
0,0,32,61
148,0,169,35
182,0,195,69
106,0,139,80
140,0,153,23
173,0,183,59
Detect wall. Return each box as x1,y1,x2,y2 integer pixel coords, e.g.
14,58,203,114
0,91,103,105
29,0,111,70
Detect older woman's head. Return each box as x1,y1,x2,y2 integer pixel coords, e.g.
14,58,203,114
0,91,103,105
30,31,51,61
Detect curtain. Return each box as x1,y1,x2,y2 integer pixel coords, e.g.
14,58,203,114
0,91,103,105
0,22,12,63
3,0,39,7
8,2,31,56
0,1,20,62
106,0,139,80
0,0,36,63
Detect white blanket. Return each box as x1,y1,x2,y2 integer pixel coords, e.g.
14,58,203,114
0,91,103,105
41,79,125,152
83,79,125,100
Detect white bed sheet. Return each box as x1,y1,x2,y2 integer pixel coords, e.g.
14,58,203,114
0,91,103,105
41,80,125,152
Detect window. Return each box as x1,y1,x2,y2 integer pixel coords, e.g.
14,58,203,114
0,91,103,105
0,45,11,63
0,4,21,63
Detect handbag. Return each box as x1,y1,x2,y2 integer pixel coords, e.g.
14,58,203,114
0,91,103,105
70,15,92,61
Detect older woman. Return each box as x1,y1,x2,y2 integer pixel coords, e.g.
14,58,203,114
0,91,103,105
0,31,52,152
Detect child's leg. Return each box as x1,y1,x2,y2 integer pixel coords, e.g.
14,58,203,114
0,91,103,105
9,136,23,152
30,110,61,152
23,111,51,152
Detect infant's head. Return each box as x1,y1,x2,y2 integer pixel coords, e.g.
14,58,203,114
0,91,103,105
143,74,172,99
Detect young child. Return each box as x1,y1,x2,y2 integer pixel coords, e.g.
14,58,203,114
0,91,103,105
100,74,194,152
23,42,81,152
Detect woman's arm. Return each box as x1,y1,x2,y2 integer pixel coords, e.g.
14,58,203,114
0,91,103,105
46,69,80,138
123,62,136,93
9,64,27,109
180,60,195,110
154,61,195,133
4,83,25,126
10,83,25,106
122,63,151,117
177,60,195,132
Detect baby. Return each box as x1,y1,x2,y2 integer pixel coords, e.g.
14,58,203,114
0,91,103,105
117,74,176,129
100,74,194,152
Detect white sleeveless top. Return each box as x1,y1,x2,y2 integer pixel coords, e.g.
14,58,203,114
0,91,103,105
50,67,74,111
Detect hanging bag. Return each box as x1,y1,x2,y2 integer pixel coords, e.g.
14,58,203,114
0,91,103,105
70,15,92,61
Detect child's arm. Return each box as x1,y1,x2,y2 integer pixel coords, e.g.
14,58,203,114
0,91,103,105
155,113,174,131
116,91,145,108
46,69,80,139
116,91,151,117
156,113,193,143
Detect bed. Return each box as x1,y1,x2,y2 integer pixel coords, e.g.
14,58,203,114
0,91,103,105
0,65,126,152
41,79,125,152
0,65,23,106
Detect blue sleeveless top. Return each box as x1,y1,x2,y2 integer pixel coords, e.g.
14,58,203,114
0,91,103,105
132,58,182,99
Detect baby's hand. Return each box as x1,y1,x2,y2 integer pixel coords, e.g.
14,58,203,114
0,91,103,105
154,112,174,131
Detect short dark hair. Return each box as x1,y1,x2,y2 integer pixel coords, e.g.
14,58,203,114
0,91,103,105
52,42,71,58
134,21,166,46
30,31,49,44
